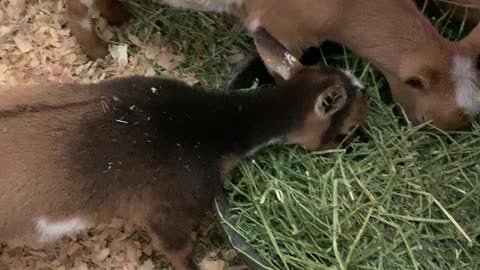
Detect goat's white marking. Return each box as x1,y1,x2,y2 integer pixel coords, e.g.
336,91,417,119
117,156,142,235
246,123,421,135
79,18,92,31
161,0,243,14
79,0,97,17
80,0,94,8
247,18,260,33
246,137,282,156
283,52,298,66
276,65,292,80
452,55,480,116
35,217,88,242
342,70,364,91
264,58,291,80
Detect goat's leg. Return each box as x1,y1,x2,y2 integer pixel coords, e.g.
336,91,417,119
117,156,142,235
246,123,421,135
150,222,199,270
67,0,108,59
163,236,198,270
94,0,129,25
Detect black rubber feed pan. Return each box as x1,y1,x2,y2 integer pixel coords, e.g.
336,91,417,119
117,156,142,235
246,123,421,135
214,53,276,270
214,193,275,270
213,47,329,270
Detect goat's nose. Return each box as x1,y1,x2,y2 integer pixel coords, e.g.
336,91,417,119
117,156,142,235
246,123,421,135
414,111,427,125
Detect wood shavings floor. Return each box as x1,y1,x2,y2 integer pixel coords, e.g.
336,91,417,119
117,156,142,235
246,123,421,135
0,0,196,86
0,0,244,269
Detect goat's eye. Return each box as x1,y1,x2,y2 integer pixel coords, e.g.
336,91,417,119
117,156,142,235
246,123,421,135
476,55,480,70
405,78,424,89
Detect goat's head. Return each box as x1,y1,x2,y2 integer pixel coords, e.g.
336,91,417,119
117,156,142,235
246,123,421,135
253,27,369,150
391,23,480,130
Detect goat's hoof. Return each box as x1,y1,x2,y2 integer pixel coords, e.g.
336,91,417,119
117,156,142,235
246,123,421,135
105,5,130,25
110,10,129,25
86,44,109,60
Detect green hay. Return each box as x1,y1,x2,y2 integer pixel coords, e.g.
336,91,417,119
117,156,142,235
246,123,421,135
115,1,480,269
226,76,480,269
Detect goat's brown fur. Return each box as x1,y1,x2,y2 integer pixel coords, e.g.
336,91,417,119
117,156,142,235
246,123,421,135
0,28,368,270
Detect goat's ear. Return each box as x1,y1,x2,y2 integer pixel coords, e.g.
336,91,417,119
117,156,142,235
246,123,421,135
253,27,303,81
315,85,347,119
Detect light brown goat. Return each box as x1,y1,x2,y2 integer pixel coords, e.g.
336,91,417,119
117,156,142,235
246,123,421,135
0,28,367,270
66,0,480,130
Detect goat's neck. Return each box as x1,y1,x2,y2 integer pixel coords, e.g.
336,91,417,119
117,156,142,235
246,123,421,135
219,88,307,157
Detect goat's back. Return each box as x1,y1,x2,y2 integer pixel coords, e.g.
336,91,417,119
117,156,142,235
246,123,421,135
0,79,214,246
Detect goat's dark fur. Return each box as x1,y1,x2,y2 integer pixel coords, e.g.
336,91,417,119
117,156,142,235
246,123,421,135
0,69,367,270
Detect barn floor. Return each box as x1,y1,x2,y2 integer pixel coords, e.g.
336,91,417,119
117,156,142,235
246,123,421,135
0,0,247,269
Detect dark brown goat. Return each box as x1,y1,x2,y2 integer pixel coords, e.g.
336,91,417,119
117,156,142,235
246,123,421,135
0,28,367,270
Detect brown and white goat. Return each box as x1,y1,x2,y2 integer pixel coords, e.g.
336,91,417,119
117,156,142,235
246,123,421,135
0,28,367,270
67,0,480,130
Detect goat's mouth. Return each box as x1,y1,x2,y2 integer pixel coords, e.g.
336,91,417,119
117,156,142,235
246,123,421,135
314,129,368,155
415,112,475,131
336,128,369,150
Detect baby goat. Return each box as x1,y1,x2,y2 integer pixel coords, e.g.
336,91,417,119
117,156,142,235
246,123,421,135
0,28,367,270
67,0,480,130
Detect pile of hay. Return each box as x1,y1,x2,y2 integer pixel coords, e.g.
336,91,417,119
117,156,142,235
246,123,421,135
225,75,480,269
